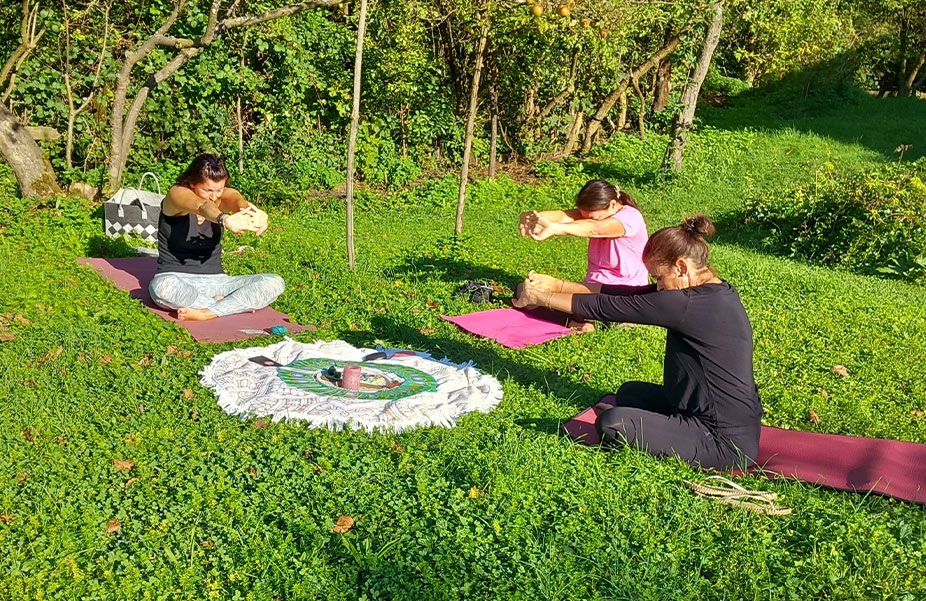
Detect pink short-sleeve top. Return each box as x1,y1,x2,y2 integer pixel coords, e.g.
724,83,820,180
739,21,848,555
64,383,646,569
584,205,649,286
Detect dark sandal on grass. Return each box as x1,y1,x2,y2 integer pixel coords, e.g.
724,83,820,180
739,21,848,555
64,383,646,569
684,475,792,516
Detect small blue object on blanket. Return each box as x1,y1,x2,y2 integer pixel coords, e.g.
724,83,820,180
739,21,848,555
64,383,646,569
270,325,287,335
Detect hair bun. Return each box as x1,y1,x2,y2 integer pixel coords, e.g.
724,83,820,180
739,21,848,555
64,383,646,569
680,214,716,237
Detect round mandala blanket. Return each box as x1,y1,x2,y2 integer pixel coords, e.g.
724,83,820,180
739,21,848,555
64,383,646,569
200,339,503,432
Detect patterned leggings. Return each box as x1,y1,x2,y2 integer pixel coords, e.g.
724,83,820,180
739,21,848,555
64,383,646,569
149,272,285,317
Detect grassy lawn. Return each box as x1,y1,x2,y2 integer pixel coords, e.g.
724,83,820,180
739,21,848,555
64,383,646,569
1,92,925,600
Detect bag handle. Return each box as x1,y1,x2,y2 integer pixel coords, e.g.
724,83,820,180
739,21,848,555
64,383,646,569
116,172,161,220
137,172,162,195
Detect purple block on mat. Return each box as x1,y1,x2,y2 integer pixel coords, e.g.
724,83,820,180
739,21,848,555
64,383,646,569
78,257,314,344
441,307,577,349
562,401,926,504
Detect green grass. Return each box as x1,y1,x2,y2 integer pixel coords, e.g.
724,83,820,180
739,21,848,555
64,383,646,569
1,92,925,600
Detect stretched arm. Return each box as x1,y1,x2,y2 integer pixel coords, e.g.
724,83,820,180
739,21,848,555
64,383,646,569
540,217,626,239
514,277,680,328
519,208,583,237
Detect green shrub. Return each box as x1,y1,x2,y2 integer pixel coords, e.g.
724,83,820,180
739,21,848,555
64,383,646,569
744,158,926,281
703,70,752,97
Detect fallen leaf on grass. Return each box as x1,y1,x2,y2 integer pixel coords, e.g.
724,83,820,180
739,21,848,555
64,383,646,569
304,450,314,458
13,314,30,325
113,459,135,472
99,355,113,364
166,345,179,355
426,301,439,309
245,466,258,477
468,486,482,499
32,346,63,366
190,409,199,422
312,465,323,472
53,436,66,446
0,332,15,343
199,540,215,547
332,515,355,534
253,419,270,429
807,410,821,425
135,355,153,367
410,308,421,315
124,477,139,487
0,515,12,524
182,389,194,400
390,442,403,455
831,365,850,377
15,472,28,485
105,518,121,534
819,389,830,399
911,409,925,418
419,327,435,335
22,428,42,443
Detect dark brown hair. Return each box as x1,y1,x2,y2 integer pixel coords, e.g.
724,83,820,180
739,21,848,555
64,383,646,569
642,214,716,270
176,154,229,188
575,179,639,211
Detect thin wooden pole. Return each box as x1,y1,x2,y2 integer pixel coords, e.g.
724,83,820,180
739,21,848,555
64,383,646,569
345,0,369,270
454,20,489,236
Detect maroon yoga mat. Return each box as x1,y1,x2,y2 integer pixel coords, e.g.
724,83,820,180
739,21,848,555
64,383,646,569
562,403,926,504
78,257,314,344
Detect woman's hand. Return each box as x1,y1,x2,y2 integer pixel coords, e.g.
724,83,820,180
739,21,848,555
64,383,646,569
526,270,563,292
241,205,269,236
223,211,256,235
526,213,559,241
519,211,539,237
512,278,547,309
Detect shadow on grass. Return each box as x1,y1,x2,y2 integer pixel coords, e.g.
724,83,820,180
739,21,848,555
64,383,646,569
387,248,525,290
85,234,147,258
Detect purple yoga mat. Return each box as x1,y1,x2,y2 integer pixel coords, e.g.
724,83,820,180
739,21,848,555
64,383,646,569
562,403,926,503
78,257,314,344
441,307,577,349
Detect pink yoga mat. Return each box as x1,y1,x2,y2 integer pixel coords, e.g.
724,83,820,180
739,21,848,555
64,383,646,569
78,257,313,344
562,403,926,503
441,307,576,349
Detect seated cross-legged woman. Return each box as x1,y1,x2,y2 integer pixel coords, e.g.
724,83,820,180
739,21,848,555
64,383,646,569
149,154,285,321
514,215,762,470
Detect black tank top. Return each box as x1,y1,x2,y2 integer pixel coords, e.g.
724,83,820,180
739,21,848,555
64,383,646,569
156,208,223,275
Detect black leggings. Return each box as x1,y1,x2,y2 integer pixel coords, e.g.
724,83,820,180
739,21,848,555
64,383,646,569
596,381,751,470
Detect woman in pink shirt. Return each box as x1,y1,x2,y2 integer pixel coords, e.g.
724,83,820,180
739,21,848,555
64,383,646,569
519,179,649,331
519,179,649,284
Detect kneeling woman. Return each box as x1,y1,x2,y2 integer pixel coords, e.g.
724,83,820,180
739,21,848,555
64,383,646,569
515,215,762,470
149,154,285,321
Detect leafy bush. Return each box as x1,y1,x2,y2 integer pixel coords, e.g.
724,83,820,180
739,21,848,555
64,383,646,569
703,70,752,97
744,158,926,281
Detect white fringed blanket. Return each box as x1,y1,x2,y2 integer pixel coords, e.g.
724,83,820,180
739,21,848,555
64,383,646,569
200,339,503,433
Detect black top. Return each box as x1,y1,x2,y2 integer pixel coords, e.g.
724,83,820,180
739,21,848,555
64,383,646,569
572,282,762,449
156,209,223,275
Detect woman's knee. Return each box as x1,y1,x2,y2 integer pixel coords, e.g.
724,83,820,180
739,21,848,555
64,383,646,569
149,274,183,299
597,407,641,446
267,274,285,296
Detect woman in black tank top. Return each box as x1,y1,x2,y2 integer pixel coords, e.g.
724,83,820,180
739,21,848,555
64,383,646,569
514,215,762,470
148,155,285,321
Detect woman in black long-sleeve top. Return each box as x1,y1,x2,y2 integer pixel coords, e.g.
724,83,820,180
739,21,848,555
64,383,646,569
514,215,762,470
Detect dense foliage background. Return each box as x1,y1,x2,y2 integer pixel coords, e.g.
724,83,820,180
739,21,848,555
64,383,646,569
0,0,922,198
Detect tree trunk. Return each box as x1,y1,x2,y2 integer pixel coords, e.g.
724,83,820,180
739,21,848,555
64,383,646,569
105,0,347,193
0,102,61,199
345,0,369,270
561,111,584,157
616,91,628,131
489,86,498,179
581,26,689,153
662,2,724,173
901,49,925,96
631,76,646,140
455,21,489,236
652,58,672,112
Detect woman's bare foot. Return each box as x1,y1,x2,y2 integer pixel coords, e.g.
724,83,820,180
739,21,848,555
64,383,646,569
213,294,224,301
177,307,218,321
569,319,595,333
